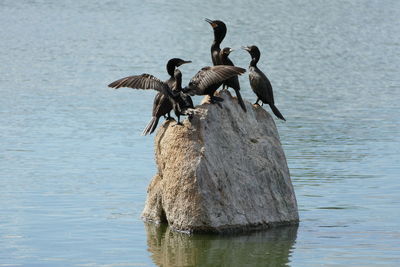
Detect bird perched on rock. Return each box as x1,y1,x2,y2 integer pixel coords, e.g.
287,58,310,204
162,58,193,120
219,47,246,112
182,65,246,103
242,45,286,121
108,58,193,135
141,68,192,134
205,19,246,111
205,18,227,65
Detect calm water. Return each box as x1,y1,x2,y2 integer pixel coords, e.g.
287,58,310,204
1,0,399,266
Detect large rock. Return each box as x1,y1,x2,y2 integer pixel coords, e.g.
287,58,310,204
141,90,299,233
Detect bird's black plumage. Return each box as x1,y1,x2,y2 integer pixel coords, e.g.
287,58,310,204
205,18,226,66
182,65,246,103
140,68,193,134
108,58,192,135
242,45,286,121
170,69,194,125
108,73,168,92
205,19,246,111
219,47,247,112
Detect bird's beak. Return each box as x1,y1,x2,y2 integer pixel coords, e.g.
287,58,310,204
229,48,235,53
205,18,217,28
176,60,192,67
241,46,250,51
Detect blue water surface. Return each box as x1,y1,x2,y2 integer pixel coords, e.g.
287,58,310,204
1,0,399,266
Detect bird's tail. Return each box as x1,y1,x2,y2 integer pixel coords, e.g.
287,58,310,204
234,88,247,112
270,104,286,121
142,116,160,136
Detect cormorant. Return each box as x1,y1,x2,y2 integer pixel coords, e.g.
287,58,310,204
141,68,192,134
219,47,247,112
205,19,246,111
169,68,194,126
182,65,246,103
161,58,192,120
108,58,193,135
242,45,286,121
205,18,227,66
163,58,194,125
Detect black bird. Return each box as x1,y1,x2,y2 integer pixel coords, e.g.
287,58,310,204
182,65,246,103
242,45,286,121
205,18,227,65
169,68,194,125
205,19,246,111
108,58,192,135
141,68,192,134
219,47,247,112
160,58,192,120
160,58,193,124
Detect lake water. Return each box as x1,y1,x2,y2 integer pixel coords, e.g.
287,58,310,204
1,0,399,266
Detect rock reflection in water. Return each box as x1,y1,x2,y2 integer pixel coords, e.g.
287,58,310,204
145,223,298,267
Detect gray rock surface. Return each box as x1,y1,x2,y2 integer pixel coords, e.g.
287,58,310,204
141,90,299,233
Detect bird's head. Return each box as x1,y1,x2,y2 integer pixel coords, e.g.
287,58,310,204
242,45,261,60
220,47,234,57
166,58,191,76
205,18,227,42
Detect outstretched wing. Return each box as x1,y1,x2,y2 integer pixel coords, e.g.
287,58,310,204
108,73,168,92
189,65,245,91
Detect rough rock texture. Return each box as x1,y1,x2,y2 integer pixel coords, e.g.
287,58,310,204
142,90,299,233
